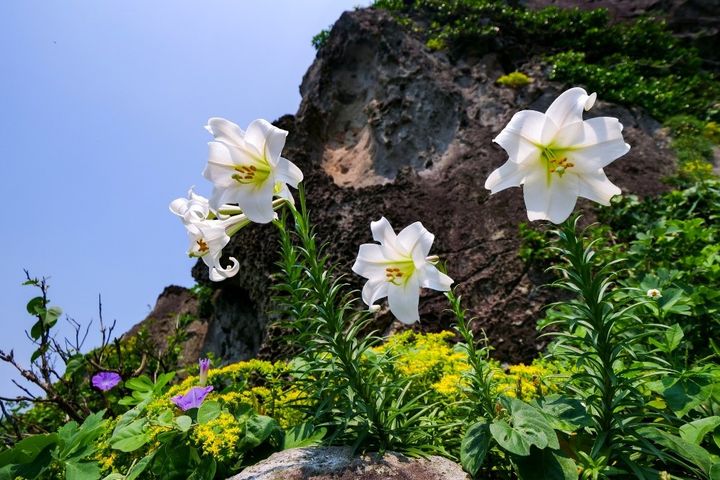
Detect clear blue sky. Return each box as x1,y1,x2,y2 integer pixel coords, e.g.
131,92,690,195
0,0,369,397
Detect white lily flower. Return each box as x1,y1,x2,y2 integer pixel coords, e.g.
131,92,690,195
203,118,304,224
185,215,248,282
485,87,630,224
352,217,453,324
169,187,211,225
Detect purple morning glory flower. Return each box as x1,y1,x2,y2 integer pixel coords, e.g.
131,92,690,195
92,372,122,391
171,386,213,411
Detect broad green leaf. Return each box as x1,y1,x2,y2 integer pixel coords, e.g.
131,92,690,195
151,444,192,478
101,474,124,480
680,416,720,445
197,400,221,424
30,320,44,340
153,372,176,393
460,419,491,477
0,444,54,480
26,296,45,315
64,355,86,377
659,288,690,315
65,460,101,480
187,456,217,480
155,409,174,427
43,306,62,328
58,411,106,461
175,415,193,432
124,376,154,393
0,433,57,467
125,453,155,480
110,419,149,453
244,415,279,449
514,448,578,480
534,395,591,432
663,376,713,417
641,427,713,475
664,324,684,352
710,462,720,480
282,422,326,449
490,398,559,456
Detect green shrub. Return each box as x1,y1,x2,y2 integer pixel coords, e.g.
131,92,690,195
496,71,532,89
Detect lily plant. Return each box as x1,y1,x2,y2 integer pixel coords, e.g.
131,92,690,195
203,118,304,224
352,217,453,324
170,189,250,282
485,87,630,223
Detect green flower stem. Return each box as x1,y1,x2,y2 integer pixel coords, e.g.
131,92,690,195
274,186,389,449
552,216,629,459
445,289,495,419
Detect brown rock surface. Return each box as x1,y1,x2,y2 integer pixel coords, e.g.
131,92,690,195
190,7,676,364
122,285,208,367
227,447,469,480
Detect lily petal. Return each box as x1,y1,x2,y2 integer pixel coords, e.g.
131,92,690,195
204,142,236,188
245,119,288,166
568,117,631,171
493,110,546,163
206,118,245,147
523,168,579,224
420,265,453,291
232,179,276,223
397,221,434,264
485,159,533,194
275,157,304,188
544,87,593,128
577,169,621,205
362,278,389,306
273,183,295,203
209,257,240,282
387,276,421,324
352,244,391,279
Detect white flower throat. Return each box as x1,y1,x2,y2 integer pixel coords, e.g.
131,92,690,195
541,145,575,180
385,260,415,286
232,163,270,185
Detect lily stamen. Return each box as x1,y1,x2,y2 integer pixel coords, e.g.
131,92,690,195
196,238,209,253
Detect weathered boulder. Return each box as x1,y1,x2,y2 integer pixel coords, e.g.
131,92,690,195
191,7,675,364
227,447,469,480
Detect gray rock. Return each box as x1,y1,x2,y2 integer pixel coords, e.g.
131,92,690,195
227,447,469,480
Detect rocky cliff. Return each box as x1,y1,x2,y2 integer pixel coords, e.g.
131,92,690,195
131,4,680,365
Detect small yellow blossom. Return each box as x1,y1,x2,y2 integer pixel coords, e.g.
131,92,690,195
192,412,242,461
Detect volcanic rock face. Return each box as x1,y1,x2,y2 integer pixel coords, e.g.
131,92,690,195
191,7,675,364
123,286,208,367
227,446,469,480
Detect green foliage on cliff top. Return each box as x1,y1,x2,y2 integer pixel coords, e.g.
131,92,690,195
373,0,720,121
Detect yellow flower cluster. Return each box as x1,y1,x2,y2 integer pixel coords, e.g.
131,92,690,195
144,358,303,433
375,330,468,379
432,373,464,396
679,159,714,180
191,411,242,461
374,330,561,401
496,363,558,399
97,451,118,472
